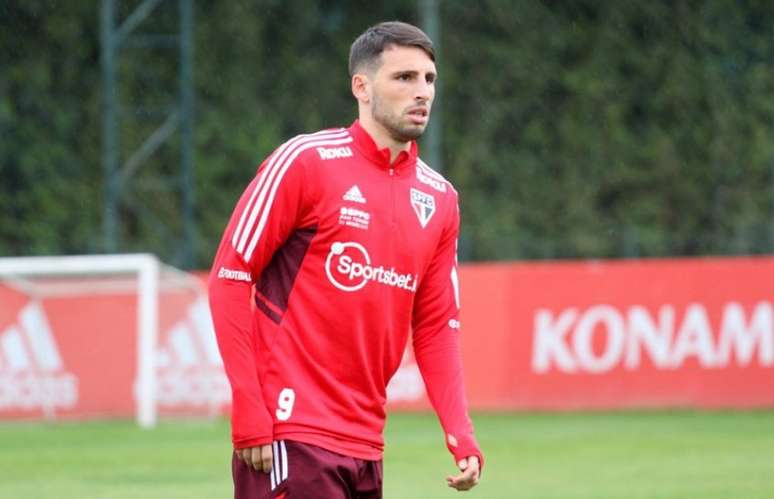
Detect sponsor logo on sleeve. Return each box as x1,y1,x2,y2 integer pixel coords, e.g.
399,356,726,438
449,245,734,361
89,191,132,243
325,241,418,293
416,166,447,192
217,267,252,283
410,188,436,228
317,146,353,160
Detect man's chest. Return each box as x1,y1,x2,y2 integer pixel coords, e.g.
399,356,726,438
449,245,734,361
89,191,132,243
309,164,447,276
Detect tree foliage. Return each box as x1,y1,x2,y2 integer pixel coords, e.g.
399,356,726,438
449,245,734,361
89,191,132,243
1,0,773,266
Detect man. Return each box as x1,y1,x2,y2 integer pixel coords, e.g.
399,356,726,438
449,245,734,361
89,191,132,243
209,21,483,498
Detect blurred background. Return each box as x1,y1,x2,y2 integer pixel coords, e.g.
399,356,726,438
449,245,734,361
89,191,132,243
1,1,774,498
3,0,773,267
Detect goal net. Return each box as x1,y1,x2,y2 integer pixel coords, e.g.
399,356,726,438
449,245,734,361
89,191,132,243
0,254,229,427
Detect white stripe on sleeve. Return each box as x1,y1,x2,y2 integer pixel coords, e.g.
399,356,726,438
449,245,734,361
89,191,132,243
231,129,346,250
417,159,446,181
242,135,353,261
451,266,460,310
417,159,457,195
231,150,280,250
236,130,349,254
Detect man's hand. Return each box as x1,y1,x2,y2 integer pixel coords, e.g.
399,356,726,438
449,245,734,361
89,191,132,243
446,455,481,491
237,444,273,473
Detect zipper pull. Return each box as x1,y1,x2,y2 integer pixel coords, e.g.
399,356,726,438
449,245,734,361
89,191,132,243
389,168,394,176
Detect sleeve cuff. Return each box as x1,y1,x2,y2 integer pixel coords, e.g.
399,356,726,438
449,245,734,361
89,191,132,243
447,433,485,473
233,434,274,449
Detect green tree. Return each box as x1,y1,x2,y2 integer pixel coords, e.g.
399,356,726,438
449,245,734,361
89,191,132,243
1,0,773,266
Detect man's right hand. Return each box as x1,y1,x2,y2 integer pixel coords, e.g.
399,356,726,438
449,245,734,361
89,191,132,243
446,455,481,491
237,444,274,473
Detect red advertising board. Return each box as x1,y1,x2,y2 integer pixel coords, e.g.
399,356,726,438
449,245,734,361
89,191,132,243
459,257,774,410
0,278,228,421
0,255,772,422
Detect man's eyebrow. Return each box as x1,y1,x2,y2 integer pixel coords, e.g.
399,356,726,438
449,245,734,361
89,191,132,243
390,69,437,76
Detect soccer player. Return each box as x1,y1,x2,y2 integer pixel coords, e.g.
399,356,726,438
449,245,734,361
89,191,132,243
208,21,483,498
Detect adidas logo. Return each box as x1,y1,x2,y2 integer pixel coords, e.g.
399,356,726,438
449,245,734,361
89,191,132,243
154,297,229,408
342,185,367,204
0,301,78,411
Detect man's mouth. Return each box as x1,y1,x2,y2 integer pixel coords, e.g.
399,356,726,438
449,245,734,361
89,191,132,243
407,107,429,124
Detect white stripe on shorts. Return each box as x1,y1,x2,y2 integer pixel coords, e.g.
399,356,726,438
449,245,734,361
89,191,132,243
271,441,280,490
269,440,289,491
280,440,288,481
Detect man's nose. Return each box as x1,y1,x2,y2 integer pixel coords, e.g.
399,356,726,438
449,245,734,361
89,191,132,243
415,80,434,101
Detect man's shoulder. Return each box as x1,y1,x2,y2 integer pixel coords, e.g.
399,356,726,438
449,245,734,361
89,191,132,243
275,127,354,165
415,157,458,197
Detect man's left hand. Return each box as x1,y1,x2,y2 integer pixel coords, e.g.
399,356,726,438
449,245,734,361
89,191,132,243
446,455,481,491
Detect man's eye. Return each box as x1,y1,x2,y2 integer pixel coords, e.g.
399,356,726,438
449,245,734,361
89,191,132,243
397,74,411,81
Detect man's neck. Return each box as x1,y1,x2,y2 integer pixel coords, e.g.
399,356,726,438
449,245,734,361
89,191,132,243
358,114,411,163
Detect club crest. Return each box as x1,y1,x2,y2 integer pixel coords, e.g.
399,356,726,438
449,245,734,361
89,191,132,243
410,188,435,228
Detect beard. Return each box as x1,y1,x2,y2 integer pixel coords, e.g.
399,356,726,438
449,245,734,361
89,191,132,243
371,93,428,143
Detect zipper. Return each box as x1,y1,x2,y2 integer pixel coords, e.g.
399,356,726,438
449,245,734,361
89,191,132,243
389,167,396,225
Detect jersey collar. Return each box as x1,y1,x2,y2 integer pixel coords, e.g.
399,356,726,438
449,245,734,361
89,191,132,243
348,120,418,173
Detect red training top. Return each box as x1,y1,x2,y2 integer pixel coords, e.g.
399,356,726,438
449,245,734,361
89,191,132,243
208,121,482,466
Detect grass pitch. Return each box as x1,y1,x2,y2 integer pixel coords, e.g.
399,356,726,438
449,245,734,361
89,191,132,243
1,410,773,498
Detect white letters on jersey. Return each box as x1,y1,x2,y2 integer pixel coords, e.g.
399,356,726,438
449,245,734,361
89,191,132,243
416,163,447,192
317,146,353,160
217,266,252,282
325,242,418,293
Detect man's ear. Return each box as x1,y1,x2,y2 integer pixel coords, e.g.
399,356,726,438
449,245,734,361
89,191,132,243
351,73,371,104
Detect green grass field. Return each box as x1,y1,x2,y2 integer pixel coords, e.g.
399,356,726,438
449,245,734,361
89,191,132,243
1,410,773,498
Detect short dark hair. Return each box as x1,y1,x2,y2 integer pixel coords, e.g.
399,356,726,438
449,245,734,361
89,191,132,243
349,21,435,76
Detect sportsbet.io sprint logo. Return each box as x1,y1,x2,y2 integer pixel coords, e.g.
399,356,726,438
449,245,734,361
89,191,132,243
325,242,418,293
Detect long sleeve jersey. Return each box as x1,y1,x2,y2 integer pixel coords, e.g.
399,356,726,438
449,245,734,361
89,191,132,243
208,121,482,465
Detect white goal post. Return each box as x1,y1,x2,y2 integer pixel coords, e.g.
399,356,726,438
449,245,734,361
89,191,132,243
0,253,162,428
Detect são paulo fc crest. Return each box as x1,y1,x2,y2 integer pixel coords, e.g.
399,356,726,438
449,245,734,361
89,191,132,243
410,188,435,228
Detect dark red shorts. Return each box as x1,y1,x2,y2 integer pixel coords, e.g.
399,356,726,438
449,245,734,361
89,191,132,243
232,440,383,499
